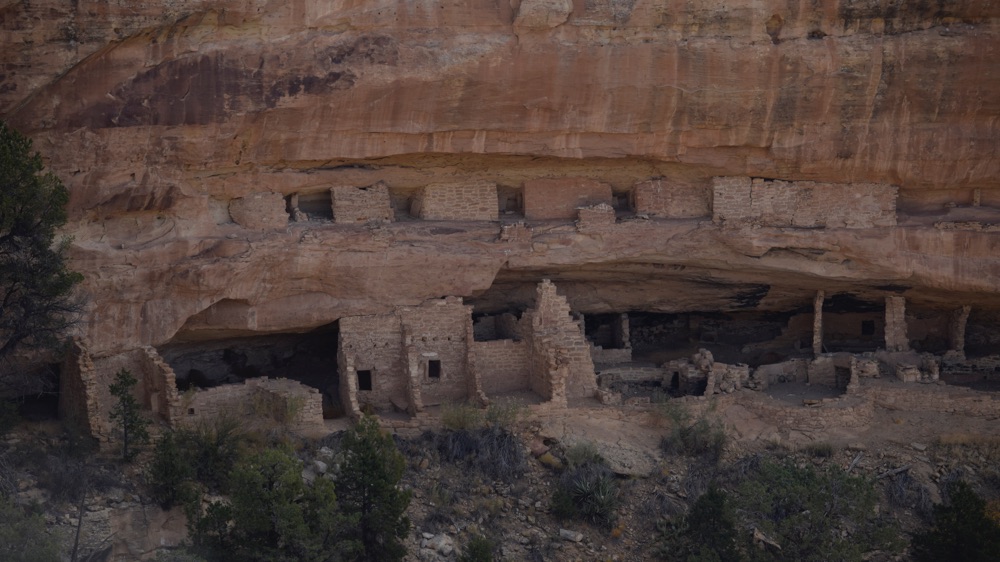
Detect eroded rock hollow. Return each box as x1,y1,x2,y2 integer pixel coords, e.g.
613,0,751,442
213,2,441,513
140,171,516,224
2,0,998,429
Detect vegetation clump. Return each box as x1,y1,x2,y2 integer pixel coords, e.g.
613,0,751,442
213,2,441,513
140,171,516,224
188,447,354,562
0,497,61,562
435,401,527,483
657,456,902,561
659,401,727,464
911,480,1000,562
551,441,620,528
656,485,740,562
458,534,494,562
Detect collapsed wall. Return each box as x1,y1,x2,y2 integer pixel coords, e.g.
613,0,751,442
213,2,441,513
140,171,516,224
521,280,597,402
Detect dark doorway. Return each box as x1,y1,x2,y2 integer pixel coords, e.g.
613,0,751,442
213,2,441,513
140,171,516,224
356,370,373,391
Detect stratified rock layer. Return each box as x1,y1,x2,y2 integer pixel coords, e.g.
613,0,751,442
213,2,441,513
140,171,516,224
1,0,998,355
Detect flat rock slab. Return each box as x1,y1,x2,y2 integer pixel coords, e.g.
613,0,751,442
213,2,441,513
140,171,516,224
536,411,661,477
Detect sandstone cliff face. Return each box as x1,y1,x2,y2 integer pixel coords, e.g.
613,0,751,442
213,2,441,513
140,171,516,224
1,0,998,356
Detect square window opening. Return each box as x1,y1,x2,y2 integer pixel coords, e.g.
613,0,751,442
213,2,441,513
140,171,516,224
861,320,875,336
357,369,373,391
427,360,442,379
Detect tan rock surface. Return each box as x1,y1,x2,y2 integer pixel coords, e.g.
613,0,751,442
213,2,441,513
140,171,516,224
0,1,998,356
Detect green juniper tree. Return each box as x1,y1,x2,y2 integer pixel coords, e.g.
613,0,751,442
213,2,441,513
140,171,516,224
190,447,356,562
336,415,411,562
109,368,150,462
0,120,81,394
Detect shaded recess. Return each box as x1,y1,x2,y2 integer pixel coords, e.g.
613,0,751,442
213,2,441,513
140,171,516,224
157,322,343,418
820,293,885,353
966,309,1000,359
628,310,810,367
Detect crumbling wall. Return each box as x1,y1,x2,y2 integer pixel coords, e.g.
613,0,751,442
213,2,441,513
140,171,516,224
330,182,393,224
941,355,1000,382
137,347,180,422
90,349,154,440
522,177,612,220
576,203,616,231
867,380,1000,417
174,377,323,431
472,340,530,395
807,355,837,386
522,280,597,401
632,179,710,218
884,296,909,352
59,339,104,440
754,358,810,385
410,181,499,221
229,192,288,230
711,177,897,228
338,314,406,412
590,344,632,364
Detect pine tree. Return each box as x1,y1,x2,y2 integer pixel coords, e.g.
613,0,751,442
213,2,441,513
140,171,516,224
0,120,82,393
336,415,411,562
108,368,150,461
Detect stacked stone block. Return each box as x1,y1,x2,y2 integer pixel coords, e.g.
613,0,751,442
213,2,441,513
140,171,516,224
339,314,407,412
632,179,710,218
711,177,897,228
522,280,597,400
339,298,474,411
576,203,616,230
398,297,473,406
59,339,104,440
330,182,393,224
138,346,180,421
884,296,909,352
174,377,323,431
411,181,499,221
472,340,530,395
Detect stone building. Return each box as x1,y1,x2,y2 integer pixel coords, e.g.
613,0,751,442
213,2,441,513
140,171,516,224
712,176,898,228
330,182,394,224
337,280,599,415
631,179,710,218
410,181,499,221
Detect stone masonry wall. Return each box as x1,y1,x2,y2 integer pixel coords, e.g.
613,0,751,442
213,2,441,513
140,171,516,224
229,192,288,230
330,182,393,224
589,344,633,365
632,179,710,218
522,280,597,400
866,379,1000,417
411,181,499,221
137,347,180,422
711,177,897,228
59,339,103,440
523,177,613,220
398,297,473,406
339,314,406,412
91,349,152,440
885,296,910,352
174,377,323,432
472,340,530,395
576,203,616,231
